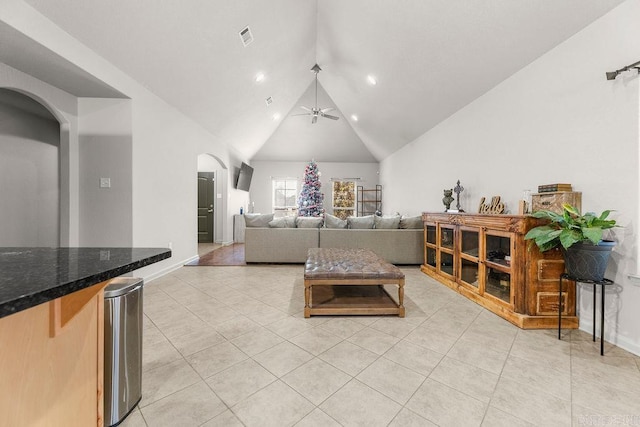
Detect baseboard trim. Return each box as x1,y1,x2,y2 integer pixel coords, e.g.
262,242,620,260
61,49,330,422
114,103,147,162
143,255,199,283
579,321,640,357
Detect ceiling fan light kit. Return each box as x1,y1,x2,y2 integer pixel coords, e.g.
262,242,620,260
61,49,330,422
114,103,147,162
292,64,339,124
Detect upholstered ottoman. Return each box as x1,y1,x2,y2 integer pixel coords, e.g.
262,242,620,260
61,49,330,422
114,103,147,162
303,248,405,317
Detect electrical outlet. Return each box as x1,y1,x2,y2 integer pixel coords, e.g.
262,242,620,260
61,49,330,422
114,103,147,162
100,177,111,188
100,250,111,261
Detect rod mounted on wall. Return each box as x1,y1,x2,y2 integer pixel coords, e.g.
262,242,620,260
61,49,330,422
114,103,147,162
606,59,640,80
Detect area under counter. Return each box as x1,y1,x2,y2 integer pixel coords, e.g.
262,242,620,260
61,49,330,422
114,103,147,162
0,247,170,427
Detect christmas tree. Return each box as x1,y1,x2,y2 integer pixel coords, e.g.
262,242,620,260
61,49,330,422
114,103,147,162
297,160,324,217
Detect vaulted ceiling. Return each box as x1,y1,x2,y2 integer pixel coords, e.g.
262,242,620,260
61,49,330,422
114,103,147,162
15,0,624,162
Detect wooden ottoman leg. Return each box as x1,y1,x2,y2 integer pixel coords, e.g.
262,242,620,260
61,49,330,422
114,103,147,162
398,279,405,318
304,279,311,318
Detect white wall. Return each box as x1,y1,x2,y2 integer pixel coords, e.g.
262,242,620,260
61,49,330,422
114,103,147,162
250,161,380,215
78,98,132,246
0,63,79,246
0,96,59,246
381,0,640,355
1,2,242,278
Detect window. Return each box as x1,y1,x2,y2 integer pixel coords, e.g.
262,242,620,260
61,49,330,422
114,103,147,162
272,178,298,214
332,180,356,219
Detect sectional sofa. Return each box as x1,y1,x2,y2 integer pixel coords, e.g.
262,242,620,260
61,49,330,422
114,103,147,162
243,213,424,264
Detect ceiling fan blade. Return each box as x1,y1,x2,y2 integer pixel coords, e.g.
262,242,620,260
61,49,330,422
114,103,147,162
320,107,334,113
291,113,312,116
321,113,339,120
311,115,318,124
300,106,312,112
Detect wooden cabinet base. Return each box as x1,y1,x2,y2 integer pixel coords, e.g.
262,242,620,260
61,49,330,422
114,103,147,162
0,282,108,427
304,282,405,318
421,265,577,329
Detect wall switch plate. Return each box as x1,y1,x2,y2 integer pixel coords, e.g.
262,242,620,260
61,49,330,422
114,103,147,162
100,177,111,188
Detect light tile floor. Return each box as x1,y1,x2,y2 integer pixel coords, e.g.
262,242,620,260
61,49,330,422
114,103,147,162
121,265,640,427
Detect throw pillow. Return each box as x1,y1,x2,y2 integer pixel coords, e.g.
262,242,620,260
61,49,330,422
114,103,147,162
268,217,296,228
374,215,401,229
296,216,323,228
324,213,347,229
399,215,423,229
244,213,274,227
348,215,375,229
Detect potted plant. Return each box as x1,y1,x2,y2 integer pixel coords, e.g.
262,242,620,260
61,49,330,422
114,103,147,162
525,203,617,281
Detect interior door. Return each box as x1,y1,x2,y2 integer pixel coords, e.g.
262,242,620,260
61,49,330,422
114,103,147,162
197,172,215,243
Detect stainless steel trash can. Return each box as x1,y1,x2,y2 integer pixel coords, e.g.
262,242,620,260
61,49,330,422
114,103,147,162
104,277,144,427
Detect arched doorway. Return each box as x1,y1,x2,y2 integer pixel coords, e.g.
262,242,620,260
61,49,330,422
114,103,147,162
197,153,228,253
0,88,61,246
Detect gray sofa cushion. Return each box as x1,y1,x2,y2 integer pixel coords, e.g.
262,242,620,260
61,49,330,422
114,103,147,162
348,215,374,229
269,217,296,228
244,213,274,227
325,214,347,229
319,228,423,264
374,215,401,229
245,228,320,263
296,216,324,228
399,215,423,229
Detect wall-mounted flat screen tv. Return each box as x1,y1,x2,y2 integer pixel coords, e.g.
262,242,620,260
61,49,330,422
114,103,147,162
236,162,254,191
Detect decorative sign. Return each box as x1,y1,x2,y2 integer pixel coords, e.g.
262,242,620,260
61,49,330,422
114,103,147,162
478,196,505,214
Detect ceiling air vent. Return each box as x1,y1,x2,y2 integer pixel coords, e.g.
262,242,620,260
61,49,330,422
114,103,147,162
265,96,273,106
239,26,253,47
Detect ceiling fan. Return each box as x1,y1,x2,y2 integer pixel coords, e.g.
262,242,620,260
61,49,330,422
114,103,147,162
292,64,339,124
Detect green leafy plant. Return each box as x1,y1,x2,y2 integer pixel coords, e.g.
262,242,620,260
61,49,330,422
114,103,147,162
525,203,617,252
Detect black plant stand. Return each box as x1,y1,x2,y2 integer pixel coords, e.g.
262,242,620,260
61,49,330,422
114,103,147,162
558,273,614,355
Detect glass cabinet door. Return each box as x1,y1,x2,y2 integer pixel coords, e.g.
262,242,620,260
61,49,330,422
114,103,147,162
424,224,437,268
426,225,436,245
460,258,479,288
440,252,454,276
486,234,511,268
440,226,455,249
484,232,513,304
459,228,480,288
485,269,511,303
461,229,479,258
425,247,436,267
437,224,455,277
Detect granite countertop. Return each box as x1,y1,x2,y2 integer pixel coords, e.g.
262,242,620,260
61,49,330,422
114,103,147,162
0,247,171,319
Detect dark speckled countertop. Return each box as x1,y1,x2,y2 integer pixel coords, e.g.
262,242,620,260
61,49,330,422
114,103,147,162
0,247,171,319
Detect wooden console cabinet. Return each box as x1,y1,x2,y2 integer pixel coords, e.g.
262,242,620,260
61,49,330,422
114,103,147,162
421,212,578,329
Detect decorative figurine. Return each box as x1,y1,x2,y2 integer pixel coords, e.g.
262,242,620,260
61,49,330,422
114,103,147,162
454,180,465,212
442,189,454,211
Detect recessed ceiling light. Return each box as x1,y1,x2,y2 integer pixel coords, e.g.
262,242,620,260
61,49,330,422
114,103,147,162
272,113,281,121
255,73,265,83
367,75,377,85
351,114,358,122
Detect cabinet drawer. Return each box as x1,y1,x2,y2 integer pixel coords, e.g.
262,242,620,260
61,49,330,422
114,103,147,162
537,259,565,282
537,291,567,315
